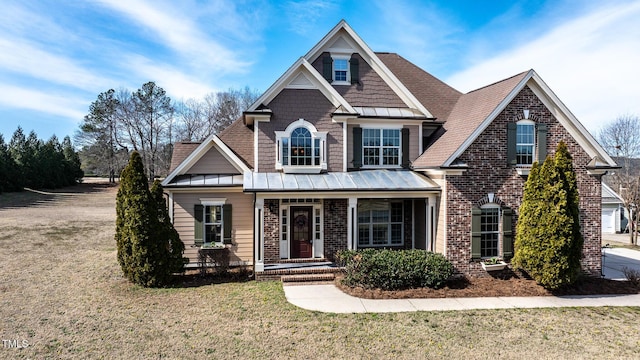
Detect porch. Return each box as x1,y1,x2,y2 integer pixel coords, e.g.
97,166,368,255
243,169,441,273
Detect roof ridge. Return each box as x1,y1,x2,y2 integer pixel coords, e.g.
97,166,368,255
465,70,530,94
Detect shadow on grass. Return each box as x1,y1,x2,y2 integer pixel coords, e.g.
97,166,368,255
171,268,255,288
0,182,117,209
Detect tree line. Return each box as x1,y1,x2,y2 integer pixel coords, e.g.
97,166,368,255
76,81,259,182
0,127,83,193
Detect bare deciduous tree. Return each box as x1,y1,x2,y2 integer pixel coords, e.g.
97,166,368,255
599,114,640,245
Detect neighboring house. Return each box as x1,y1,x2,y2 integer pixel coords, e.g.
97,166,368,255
602,182,625,234
162,20,617,276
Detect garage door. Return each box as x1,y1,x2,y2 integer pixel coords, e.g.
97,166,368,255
602,208,615,233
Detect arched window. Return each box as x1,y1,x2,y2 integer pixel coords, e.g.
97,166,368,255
275,119,327,173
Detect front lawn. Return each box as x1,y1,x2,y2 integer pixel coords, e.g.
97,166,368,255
1,183,639,359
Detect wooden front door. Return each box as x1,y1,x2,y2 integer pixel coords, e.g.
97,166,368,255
291,206,313,258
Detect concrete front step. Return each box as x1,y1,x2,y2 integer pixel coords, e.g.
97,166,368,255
281,273,336,283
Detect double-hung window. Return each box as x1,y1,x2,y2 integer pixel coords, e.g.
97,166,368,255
204,205,222,244
363,128,400,166
516,121,535,165
333,58,348,82
194,200,232,247
275,119,327,173
480,206,500,257
358,201,403,247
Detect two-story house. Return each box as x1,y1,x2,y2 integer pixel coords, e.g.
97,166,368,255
162,20,616,277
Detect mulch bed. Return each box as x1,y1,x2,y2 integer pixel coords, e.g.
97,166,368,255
335,273,640,299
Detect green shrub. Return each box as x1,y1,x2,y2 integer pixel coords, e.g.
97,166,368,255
115,152,186,287
513,141,583,289
337,249,453,290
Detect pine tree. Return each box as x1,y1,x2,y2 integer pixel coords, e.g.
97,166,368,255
150,180,187,274
513,141,583,289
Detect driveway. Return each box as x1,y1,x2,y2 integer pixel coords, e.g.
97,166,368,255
602,247,640,280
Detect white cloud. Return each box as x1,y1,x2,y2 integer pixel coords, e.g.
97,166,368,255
284,0,338,35
97,0,252,73
0,84,87,120
124,55,217,99
0,37,108,91
446,1,640,133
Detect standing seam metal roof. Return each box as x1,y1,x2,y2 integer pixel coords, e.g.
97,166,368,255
243,170,440,192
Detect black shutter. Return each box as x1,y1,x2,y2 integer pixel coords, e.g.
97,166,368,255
223,204,232,244
322,55,333,82
507,123,517,166
471,207,482,259
353,126,362,169
350,56,359,84
537,123,547,163
194,204,204,246
401,127,410,168
502,207,513,259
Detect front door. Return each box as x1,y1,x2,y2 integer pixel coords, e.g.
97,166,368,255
291,206,313,258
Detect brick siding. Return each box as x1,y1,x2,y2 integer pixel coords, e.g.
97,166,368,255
323,199,348,261
446,85,602,276
263,199,280,262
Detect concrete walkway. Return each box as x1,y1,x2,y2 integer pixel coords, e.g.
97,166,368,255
283,247,640,313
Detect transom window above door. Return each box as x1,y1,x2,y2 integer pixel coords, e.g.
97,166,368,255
275,119,327,173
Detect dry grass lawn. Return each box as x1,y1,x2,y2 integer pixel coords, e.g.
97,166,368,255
1,181,640,359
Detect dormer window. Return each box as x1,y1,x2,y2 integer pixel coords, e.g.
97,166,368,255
333,58,349,82
276,119,327,173
322,54,355,85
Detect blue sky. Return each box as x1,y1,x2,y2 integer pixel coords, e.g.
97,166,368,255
1,0,639,142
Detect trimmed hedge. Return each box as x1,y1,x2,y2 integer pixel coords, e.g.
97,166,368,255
336,249,453,290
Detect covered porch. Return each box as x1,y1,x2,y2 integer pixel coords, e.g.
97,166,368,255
243,169,440,273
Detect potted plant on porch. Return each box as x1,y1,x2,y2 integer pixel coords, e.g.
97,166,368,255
481,257,507,271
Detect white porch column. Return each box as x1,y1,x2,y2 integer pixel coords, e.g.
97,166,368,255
347,197,358,250
254,198,265,272
427,195,437,252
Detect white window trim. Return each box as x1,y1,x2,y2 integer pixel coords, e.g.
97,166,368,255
360,126,403,169
275,119,327,173
516,119,536,166
331,54,351,85
480,203,501,258
200,199,227,246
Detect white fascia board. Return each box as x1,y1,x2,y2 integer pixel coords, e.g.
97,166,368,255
247,58,355,114
442,69,618,168
303,20,433,118
161,135,250,187
247,57,306,111
442,70,534,167
602,182,624,202
527,71,617,167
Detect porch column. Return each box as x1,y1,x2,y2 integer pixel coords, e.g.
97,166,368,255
347,197,358,250
427,195,437,252
254,198,265,272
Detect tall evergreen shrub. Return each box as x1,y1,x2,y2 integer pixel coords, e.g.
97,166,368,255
115,152,184,287
513,141,583,289
150,180,187,274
